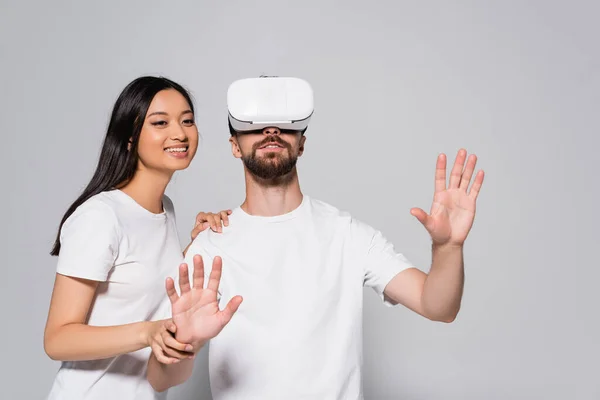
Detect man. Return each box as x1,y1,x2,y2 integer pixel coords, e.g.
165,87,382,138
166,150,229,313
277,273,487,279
147,76,485,399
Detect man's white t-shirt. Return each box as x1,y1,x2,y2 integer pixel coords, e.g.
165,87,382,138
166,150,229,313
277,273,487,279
47,190,182,400
184,195,416,400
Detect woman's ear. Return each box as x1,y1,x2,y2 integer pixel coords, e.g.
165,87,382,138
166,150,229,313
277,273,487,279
127,138,133,151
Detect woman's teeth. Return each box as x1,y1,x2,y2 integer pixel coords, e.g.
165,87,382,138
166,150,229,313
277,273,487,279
165,148,187,152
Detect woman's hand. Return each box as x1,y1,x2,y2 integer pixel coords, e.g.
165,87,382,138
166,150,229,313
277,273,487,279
191,209,232,239
146,319,195,365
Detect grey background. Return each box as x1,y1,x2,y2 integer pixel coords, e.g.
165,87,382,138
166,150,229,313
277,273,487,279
1,1,597,399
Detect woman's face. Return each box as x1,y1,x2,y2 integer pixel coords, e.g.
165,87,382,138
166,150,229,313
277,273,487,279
136,89,199,174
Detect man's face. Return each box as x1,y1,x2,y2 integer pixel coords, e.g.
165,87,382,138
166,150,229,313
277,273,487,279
230,127,306,180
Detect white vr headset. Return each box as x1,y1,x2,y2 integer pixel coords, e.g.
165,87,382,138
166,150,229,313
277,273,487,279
227,76,314,133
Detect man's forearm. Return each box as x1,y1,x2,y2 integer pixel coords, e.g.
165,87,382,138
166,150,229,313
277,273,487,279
147,353,195,393
421,243,465,322
147,338,208,392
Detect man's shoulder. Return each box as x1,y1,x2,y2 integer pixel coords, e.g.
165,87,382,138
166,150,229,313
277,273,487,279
184,230,214,262
306,196,350,219
307,196,378,235
187,227,233,253
188,229,212,248
308,196,371,227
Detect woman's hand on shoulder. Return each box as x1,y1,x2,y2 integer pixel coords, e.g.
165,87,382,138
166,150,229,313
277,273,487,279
191,209,232,239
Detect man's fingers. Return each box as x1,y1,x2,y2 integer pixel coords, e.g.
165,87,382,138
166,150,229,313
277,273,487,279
468,170,485,199
165,277,179,305
207,256,223,293
192,254,205,290
448,148,467,189
410,208,429,226
218,295,243,326
459,154,477,191
434,153,447,193
178,263,191,294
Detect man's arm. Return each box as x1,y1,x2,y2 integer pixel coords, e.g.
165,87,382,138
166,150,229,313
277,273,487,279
147,354,196,393
147,335,208,393
146,319,207,392
147,254,242,392
382,243,464,323
379,149,483,322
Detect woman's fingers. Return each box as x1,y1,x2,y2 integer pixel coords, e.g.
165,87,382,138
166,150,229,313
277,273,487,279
220,210,231,227
209,214,221,233
166,320,177,334
162,330,194,353
191,210,232,237
151,342,180,364
161,340,194,360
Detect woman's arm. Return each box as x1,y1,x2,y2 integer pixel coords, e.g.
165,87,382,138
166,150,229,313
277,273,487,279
43,273,191,361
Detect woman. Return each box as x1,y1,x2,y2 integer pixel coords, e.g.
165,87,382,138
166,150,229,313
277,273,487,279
44,76,227,399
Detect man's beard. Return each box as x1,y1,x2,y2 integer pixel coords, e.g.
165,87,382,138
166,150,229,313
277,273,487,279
241,136,298,180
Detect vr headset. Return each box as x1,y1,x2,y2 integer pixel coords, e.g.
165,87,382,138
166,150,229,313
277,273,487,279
227,76,314,134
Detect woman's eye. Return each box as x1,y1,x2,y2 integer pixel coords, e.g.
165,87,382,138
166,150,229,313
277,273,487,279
183,119,195,125
151,121,168,126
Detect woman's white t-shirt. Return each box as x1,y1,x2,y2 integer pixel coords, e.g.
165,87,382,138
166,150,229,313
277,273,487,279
47,190,182,400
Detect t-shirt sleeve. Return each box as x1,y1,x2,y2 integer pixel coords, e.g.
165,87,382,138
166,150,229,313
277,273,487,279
352,218,416,306
55,200,120,281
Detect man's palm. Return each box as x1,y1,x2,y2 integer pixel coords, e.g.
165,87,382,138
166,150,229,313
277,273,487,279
166,255,243,346
411,149,484,246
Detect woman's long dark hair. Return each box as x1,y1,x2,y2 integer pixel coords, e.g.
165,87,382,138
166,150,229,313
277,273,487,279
50,76,195,256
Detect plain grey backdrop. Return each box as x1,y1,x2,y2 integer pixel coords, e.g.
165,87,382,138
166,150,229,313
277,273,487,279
1,1,597,399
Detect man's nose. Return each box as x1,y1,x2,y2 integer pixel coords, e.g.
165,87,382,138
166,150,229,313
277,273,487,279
262,127,280,135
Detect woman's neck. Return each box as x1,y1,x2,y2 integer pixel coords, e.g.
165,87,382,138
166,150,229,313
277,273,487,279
119,168,172,214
